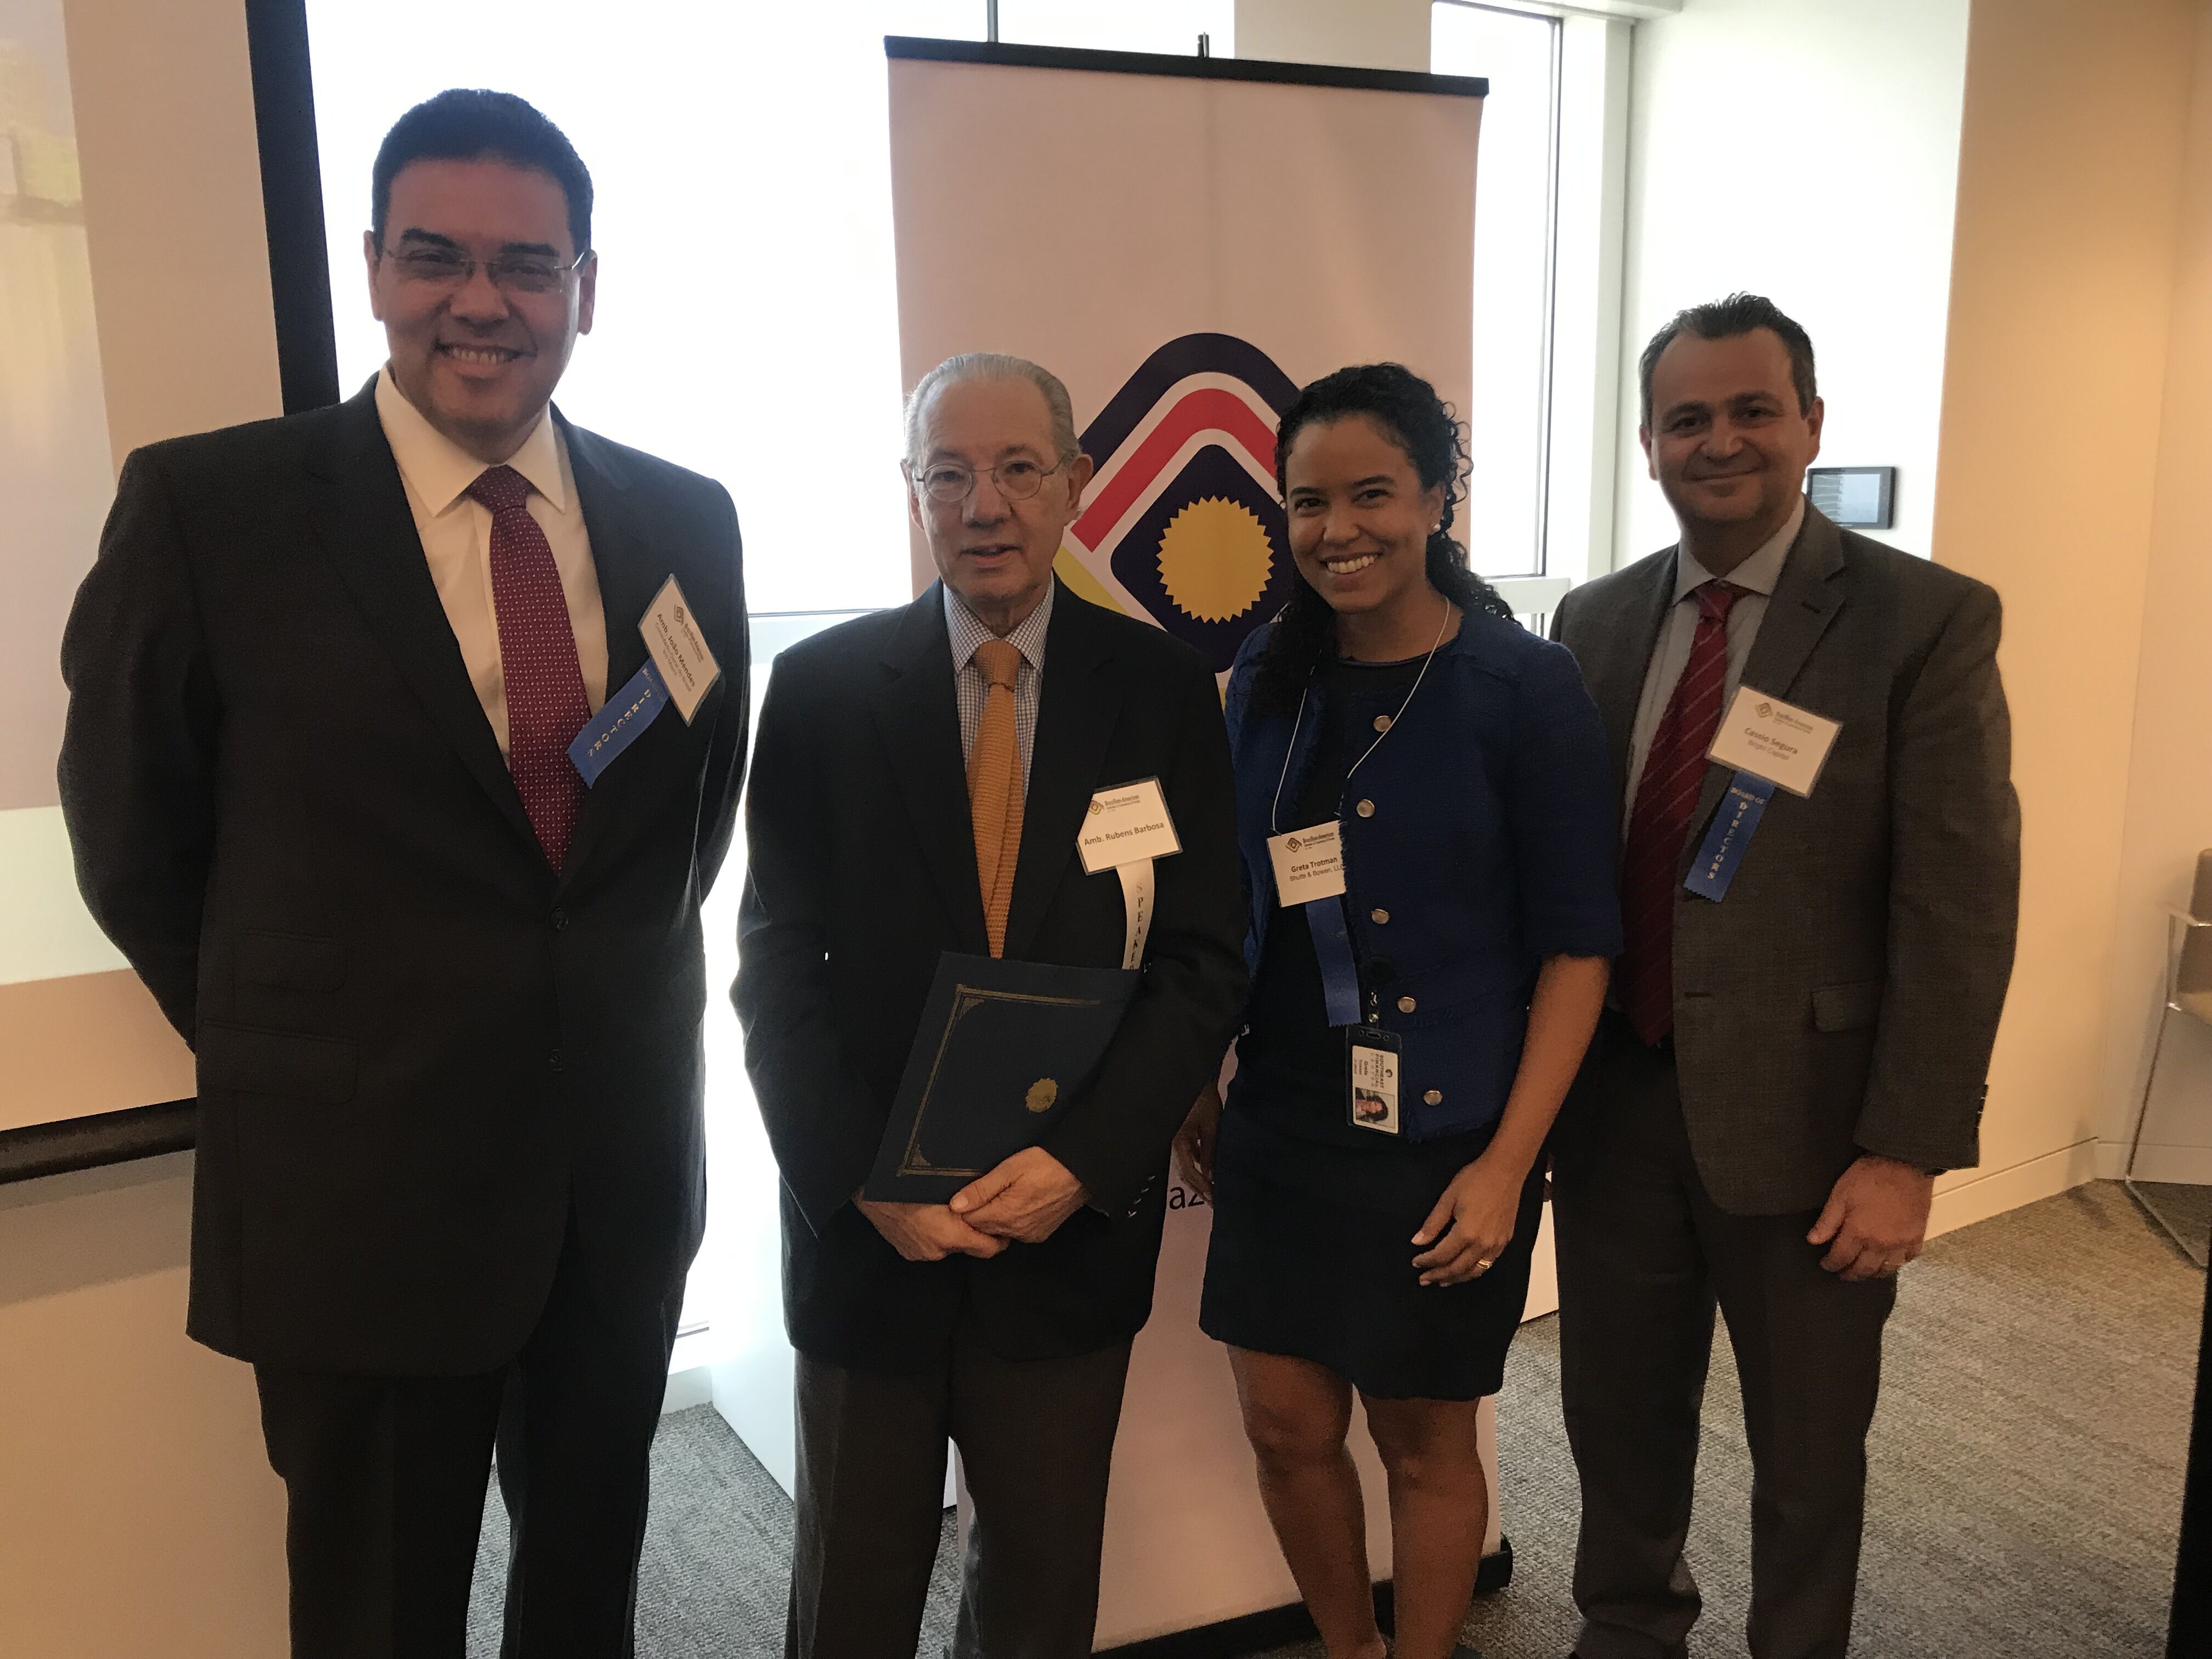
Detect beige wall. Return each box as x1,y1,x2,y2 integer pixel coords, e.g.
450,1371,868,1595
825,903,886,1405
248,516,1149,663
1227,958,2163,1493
1234,0,1430,71
2,2,290,1654
2098,0,2212,1177
1931,0,2203,1216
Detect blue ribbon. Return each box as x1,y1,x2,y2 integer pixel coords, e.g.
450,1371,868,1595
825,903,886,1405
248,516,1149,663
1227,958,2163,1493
1683,770,1776,901
567,659,669,787
1307,895,1363,1028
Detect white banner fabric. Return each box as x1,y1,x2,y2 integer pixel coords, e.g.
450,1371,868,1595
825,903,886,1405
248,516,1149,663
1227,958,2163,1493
888,47,1494,1648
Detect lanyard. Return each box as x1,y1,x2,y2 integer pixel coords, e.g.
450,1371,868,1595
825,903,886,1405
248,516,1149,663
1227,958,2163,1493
1270,596,1457,834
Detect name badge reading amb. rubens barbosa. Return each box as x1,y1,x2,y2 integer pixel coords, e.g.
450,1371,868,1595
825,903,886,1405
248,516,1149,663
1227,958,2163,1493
1076,777,1181,970
567,575,723,787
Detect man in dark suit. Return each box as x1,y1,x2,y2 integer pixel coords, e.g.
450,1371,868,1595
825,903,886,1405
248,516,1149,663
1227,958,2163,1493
736,352,1246,1658
1550,295,2018,1659
58,91,746,1658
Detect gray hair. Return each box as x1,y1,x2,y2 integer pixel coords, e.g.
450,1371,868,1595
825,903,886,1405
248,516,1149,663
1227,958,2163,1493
903,352,1082,467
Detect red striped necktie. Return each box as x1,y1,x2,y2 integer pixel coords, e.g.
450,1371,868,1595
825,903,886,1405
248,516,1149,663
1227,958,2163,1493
467,464,590,872
1618,579,1744,1045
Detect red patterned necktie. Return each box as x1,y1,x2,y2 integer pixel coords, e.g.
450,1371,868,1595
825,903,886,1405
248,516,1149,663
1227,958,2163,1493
467,465,590,872
1618,580,1744,1045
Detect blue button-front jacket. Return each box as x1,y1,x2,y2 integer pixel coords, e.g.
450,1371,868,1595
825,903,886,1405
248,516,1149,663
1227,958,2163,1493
1223,609,1624,1139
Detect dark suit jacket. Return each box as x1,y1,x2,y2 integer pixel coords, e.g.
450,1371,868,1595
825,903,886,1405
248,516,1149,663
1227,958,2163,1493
58,382,748,1375
1553,506,2019,1214
735,583,1247,1373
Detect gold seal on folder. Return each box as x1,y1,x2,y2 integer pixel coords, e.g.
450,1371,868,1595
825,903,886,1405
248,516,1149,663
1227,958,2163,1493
1025,1078,1060,1114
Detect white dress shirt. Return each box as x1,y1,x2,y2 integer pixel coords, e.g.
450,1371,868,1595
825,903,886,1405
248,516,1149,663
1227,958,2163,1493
1623,496,1805,828
374,368,610,755
944,578,1055,794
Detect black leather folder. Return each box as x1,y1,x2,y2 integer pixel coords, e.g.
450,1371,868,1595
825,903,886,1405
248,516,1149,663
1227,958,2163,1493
864,952,1139,1204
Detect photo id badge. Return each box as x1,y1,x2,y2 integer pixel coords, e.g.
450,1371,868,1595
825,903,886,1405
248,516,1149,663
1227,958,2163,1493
1268,821,1347,907
1347,1025,1403,1136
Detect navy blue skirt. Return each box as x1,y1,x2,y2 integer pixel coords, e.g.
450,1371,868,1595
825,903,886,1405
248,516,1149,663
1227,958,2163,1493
1198,1102,1545,1401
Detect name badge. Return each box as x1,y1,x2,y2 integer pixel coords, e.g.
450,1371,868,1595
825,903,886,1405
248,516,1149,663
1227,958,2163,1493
1076,777,1181,874
1267,821,1347,907
641,575,721,724
1705,685,1840,797
1347,1026,1402,1136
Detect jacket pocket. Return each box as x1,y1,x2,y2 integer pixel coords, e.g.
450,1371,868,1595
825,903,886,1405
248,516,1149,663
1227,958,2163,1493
198,1020,357,1103
238,931,347,994
1810,980,1884,1034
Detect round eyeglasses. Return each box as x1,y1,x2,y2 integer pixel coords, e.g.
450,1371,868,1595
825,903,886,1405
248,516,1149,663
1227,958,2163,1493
910,456,1066,506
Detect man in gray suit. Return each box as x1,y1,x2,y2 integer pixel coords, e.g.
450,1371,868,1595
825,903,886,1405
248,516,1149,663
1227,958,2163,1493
1550,294,2019,1659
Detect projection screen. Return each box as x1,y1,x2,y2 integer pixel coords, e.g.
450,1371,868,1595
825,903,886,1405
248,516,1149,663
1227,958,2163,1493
0,0,195,1142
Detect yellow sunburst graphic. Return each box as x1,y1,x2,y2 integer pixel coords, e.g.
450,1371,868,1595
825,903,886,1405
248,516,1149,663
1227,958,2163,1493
1156,496,1276,624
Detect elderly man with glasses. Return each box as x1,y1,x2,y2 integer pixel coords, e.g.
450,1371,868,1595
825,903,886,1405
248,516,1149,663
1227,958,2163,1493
737,352,1248,1658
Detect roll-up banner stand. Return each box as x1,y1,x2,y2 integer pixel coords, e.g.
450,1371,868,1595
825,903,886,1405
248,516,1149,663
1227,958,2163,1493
885,38,1531,1651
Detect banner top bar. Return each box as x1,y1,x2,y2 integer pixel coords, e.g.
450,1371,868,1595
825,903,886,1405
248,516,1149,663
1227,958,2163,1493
884,36,1489,100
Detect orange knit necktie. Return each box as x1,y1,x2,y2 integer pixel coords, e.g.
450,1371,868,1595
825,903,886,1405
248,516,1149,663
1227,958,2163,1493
967,639,1025,957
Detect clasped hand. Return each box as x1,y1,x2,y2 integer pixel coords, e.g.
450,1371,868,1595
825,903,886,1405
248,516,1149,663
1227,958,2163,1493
856,1146,1090,1262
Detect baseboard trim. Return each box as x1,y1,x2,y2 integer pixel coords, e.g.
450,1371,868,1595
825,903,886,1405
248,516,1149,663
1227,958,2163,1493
2111,1142,2212,1186
1928,1139,2100,1238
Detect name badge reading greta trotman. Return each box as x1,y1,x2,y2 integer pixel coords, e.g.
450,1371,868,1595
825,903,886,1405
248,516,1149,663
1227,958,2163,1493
640,575,722,724
1076,778,1181,874
1705,685,1841,797
1267,821,1347,906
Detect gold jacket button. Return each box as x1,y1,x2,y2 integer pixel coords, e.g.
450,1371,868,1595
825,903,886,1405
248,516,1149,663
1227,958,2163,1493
1356,799,1376,817
1397,995,1417,1013
1423,1088,1442,1106
1373,714,1392,733
1370,907,1390,925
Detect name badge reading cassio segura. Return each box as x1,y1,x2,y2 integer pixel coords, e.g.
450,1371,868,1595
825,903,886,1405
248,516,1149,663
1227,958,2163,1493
1267,822,1347,906
1704,686,1841,798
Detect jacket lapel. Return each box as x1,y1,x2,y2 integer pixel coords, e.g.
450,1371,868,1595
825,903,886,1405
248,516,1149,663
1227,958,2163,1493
872,586,989,954
1003,591,1123,963
1682,506,1850,859
304,386,539,854
560,416,663,881
1586,551,1678,804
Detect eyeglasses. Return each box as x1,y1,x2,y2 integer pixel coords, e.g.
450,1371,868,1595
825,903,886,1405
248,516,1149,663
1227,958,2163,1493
909,456,1066,506
377,245,589,296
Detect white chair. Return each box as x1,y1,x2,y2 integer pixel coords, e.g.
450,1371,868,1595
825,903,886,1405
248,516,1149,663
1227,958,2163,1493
2124,849,2212,1268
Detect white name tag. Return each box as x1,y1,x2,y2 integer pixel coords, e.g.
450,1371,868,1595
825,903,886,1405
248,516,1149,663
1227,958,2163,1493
1267,821,1347,906
1076,777,1181,874
1706,685,1841,797
640,575,721,724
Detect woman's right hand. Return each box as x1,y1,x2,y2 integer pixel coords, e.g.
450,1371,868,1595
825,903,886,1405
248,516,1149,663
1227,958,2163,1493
1173,1081,1223,1201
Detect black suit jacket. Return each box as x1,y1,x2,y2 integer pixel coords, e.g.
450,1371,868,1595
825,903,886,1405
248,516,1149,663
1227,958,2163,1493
58,382,749,1375
735,584,1246,1373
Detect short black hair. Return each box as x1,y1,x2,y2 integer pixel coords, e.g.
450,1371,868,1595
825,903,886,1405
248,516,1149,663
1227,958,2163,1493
371,89,592,256
1639,292,1816,427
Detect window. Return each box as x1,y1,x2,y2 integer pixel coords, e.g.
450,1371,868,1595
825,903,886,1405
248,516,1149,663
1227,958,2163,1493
1433,2,1631,612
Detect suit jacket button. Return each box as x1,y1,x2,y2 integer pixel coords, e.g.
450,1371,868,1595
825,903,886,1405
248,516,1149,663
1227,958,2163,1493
548,1049,566,1072
1424,1088,1443,1106
1397,995,1417,1013
1356,799,1375,818
552,908,569,931
1370,907,1390,925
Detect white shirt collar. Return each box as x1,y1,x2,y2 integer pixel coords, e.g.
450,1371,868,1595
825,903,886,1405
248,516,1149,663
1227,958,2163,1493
943,577,1056,672
1674,495,1805,602
374,365,569,518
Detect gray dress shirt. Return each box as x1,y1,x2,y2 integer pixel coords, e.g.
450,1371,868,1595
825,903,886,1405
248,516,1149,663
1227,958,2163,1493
1623,498,1805,828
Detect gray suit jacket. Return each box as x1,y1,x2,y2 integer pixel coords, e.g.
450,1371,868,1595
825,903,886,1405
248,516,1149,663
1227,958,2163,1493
1554,506,2019,1214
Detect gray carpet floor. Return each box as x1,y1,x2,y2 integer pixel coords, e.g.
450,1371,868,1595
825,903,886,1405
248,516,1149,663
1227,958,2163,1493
467,1181,2203,1657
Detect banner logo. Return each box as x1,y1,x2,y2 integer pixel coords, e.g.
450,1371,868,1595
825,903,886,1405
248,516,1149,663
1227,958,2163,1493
1061,334,1300,673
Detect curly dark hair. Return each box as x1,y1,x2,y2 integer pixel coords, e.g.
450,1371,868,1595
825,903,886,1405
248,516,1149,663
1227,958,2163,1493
1246,363,1515,716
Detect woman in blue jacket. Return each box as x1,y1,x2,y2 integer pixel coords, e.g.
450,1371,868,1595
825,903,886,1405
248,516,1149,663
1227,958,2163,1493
1176,363,1620,1659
